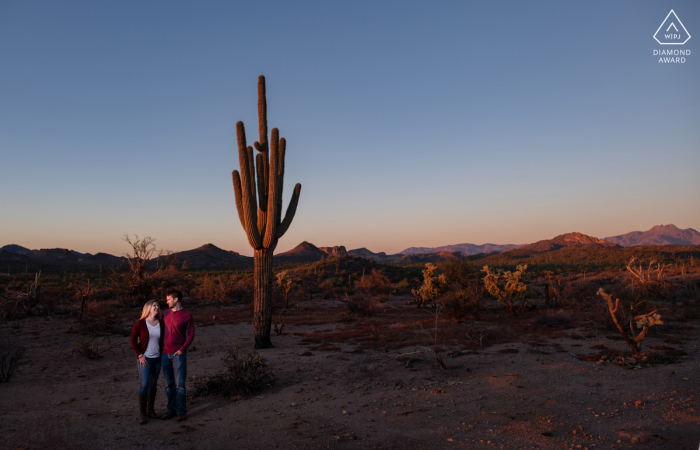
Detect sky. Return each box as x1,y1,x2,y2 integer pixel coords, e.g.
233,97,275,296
1,1,698,257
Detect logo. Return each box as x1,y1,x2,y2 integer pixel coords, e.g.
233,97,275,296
653,10,691,45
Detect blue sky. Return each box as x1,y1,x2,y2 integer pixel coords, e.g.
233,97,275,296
1,1,698,256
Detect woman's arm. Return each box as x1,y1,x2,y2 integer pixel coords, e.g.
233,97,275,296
130,320,143,357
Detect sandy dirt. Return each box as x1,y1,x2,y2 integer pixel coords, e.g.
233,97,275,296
1,295,699,450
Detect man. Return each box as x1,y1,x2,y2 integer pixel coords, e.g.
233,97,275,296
161,290,195,422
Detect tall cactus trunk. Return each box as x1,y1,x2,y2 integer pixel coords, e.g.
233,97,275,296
231,76,302,348
253,248,274,348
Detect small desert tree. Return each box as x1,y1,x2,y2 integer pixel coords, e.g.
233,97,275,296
481,265,528,316
597,288,663,354
412,263,447,308
275,270,295,308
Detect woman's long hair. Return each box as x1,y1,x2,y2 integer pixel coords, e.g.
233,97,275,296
140,300,163,321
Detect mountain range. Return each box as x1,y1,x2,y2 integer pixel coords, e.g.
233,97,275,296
603,224,700,246
2,224,698,272
399,243,520,255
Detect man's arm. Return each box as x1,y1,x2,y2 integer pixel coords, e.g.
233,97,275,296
176,313,195,354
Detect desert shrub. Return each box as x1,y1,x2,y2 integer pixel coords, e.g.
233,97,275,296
335,292,374,318
80,301,125,335
194,274,227,303
72,334,124,359
193,348,275,399
439,259,478,288
531,311,571,327
395,278,412,294
624,257,676,301
412,264,447,308
482,265,529,316
319,280,335,299
230,276,254,303
354,269,391,296
0,343,25,382
438,288,482,322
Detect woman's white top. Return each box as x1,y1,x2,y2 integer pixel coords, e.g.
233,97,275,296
144,321,161,358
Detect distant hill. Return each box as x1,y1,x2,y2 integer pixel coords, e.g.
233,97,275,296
604,224,700,246
505,232,618,255
170,244,252,269
276,241,329,263
400,242,520,255
1,244,37,256
0,246,124,273
348,247,467,263
319,246,347,256
348,248,388,260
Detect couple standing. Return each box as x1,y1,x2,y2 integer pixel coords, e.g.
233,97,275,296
130,290,195,424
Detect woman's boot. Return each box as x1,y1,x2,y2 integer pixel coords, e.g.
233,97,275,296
147,392,161,419
139,395,148,424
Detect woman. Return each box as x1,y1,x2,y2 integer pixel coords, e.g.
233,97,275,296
130,300,165,424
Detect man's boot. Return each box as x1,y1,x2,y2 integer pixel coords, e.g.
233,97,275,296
139,395,148,424
161,411,177,420
147,392,161,419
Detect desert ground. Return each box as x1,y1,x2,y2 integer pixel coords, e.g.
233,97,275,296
2,288,699,450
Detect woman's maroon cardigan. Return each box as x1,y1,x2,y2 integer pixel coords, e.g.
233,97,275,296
130,318,165,358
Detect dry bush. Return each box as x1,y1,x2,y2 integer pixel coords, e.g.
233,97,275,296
112,235,193,306
396,305,448,370
395,278,412,294
0,342,25,382
335,292,374,319
438,259,478,289
355,269,391,296
228,276,254,303
79,301,125,336
193,348,276,399
319,280,335,299
438,287,482,322
72,334,124,360
625,257,676,301
194,274,228,303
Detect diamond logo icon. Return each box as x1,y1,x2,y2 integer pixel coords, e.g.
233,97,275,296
654,10,691,45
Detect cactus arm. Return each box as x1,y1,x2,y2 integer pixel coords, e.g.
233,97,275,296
255,153,267,211
231,170,246,230
276,183,301,239
258,75,268,151
247,145,256,202
264,128,280,247
276,138,286,220
236,121,262,249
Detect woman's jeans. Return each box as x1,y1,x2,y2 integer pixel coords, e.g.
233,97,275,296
161,353,187,415
137,356,161,396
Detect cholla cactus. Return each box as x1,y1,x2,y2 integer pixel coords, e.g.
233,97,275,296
412,263,446,308
597,288,662,354
482,264,528,316
275,270,294,309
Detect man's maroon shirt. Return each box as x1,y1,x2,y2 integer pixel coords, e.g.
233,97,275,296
163,308,195,355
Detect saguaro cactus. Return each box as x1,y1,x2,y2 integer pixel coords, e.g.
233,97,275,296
232,76,302,348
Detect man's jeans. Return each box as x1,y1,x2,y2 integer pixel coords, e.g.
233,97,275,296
137,357,161,396
161,353,187,415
